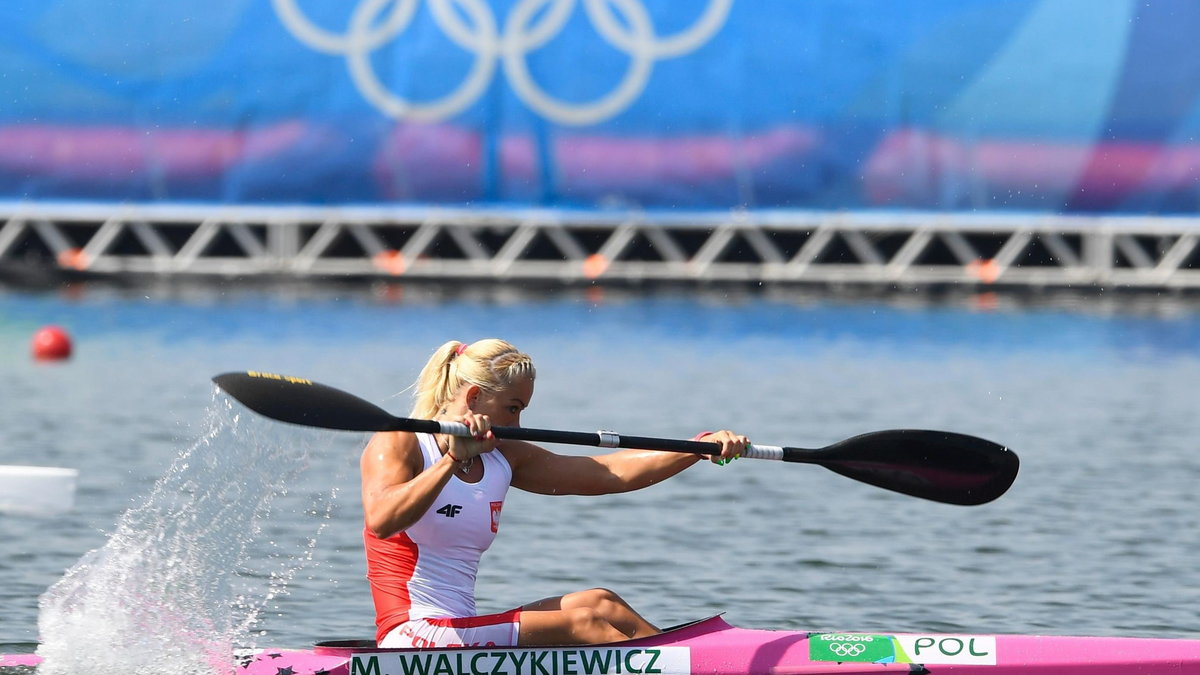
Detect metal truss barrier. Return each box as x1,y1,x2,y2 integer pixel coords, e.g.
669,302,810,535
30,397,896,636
4,202,1200,290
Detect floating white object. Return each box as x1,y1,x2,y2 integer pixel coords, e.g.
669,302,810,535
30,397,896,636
0,465,78,514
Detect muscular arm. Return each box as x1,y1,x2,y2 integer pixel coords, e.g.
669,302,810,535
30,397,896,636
361,431,461,539
504,441,703,496
504,430,747,496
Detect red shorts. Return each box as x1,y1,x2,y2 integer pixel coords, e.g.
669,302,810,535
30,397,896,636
379,610,522,649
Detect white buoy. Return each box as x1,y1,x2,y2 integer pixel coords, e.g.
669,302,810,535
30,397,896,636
0,465,78,514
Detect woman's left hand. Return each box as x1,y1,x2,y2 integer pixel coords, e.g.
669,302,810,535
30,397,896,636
697,430,750,465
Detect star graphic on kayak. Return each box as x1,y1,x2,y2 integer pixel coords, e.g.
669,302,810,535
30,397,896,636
276,667,295,675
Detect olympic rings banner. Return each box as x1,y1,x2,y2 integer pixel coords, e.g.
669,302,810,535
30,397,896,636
2,0,1200,212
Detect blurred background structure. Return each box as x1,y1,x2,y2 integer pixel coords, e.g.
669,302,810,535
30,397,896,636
3,0,1200,290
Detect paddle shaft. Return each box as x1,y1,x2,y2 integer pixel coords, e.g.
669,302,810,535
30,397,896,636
407,418,788,460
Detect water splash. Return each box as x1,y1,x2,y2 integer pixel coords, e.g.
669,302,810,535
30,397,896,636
35,392,342,675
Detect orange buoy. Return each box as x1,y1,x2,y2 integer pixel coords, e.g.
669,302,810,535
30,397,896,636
372,250,406,275
31,325,72,361
582,253,609,279
966,258,1002,284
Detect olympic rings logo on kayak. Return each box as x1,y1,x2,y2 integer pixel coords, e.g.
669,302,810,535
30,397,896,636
828,644,867,657
271,0,733,125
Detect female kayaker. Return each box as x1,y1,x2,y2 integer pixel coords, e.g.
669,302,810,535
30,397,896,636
361,338,748,649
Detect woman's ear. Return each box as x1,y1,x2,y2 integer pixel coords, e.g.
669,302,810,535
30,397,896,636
465,385,482,411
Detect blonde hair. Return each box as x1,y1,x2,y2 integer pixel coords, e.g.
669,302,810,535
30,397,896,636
410,339,536,419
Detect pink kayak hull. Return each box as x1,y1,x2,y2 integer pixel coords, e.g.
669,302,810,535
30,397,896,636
3,616,1198,674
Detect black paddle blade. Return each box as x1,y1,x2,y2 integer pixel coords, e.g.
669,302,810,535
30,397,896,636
785,430,1018,506
212,372,398,432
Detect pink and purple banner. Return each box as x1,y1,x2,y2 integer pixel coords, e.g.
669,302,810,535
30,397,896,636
2,0,1198,213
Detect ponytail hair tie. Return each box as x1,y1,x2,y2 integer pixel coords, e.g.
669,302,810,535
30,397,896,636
455,343,469,356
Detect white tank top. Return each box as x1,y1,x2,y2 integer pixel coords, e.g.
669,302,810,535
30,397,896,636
365,433,512,631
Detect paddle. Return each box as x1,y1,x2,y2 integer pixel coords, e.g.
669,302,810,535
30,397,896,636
212,371,1018,506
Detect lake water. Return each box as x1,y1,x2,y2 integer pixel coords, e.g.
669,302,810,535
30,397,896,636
2,283,1199,667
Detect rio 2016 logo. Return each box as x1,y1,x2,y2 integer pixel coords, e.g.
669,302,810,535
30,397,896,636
271,0,733,125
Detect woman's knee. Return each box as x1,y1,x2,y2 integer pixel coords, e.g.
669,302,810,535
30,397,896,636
569,588,625,609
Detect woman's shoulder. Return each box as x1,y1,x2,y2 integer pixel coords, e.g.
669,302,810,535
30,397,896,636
362,431,426,468
365,429,420,449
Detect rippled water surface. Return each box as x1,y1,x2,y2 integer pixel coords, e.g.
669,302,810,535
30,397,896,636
2,285,1199,661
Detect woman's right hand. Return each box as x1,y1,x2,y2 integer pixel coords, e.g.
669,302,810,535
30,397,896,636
697,429,750,465
445,412,495,461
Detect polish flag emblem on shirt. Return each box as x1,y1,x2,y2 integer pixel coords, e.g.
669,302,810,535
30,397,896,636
490,501,503,533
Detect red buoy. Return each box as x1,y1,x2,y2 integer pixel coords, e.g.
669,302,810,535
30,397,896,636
32,325,72,361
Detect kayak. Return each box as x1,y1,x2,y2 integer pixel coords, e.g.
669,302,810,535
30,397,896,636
5,614,1198,674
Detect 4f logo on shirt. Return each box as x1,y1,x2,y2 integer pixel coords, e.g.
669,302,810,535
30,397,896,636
436,504,463,518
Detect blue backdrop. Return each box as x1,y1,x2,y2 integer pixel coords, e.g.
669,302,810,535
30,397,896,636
3,0,1199,213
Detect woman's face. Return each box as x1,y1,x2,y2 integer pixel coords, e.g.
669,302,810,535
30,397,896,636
469,376,534,427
